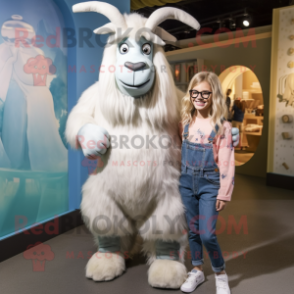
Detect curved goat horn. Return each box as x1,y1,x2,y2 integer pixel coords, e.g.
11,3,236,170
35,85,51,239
94,22,116,34
73,1,127,30
145,7,200,32
155,27,177,42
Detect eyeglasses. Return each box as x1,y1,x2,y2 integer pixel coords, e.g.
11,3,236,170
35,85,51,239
189,90,212,100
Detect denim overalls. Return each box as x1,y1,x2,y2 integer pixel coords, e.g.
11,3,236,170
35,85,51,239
179,122,225,273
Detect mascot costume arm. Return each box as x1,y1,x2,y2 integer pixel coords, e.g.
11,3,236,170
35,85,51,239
65,82,110,157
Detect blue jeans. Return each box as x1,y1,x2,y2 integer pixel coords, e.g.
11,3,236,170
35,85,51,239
179,169,225,273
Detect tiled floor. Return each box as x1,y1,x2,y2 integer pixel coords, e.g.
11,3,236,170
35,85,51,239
0,174,293,294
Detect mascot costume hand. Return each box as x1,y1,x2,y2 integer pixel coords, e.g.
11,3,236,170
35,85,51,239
77,124,110,157
66,1,239,288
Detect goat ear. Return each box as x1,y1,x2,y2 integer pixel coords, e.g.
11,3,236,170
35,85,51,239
140,30,165,46
155,27,177,43
93,23,116,35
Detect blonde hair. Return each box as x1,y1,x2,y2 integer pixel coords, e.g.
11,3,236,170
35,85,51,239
180,71,228,134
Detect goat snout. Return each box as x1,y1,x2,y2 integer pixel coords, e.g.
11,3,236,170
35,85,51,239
124,62,146,71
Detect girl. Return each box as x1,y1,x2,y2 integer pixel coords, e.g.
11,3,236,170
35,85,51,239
179,72,234,294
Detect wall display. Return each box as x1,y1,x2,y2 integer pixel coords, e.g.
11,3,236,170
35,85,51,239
170,59,203,92
0,0,68,238
268,5,294,177
282,114,293,122
282,132,292,139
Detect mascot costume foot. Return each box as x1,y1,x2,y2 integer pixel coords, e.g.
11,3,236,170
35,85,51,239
65,1,239,289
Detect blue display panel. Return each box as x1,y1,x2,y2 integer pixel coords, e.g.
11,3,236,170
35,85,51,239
0,0,130,240
0,0,69,237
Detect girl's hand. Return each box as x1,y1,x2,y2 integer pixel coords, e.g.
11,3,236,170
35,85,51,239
216,200,227,211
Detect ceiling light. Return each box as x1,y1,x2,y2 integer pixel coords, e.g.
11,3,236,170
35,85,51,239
243,11,251,27
243,18,250,27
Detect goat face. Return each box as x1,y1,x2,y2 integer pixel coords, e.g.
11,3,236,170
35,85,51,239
72,2,200,99
115,36,155,98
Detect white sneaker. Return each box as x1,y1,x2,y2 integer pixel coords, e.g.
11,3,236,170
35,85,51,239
181,270,205,293
215,273,231,294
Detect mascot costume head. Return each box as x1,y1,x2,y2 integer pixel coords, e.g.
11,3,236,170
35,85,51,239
66,1,237,289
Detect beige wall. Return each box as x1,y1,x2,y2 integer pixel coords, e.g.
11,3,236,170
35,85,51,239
243,70,258,89
166,34,272,178
242,71,264,103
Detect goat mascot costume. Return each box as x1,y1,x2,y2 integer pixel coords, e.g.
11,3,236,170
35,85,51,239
66,1,239,289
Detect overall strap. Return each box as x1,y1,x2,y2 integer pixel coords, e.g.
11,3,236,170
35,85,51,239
207,118,225,143
207,125,218,143
183,123,189,139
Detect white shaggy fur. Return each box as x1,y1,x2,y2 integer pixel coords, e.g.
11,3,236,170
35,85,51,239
66,12,189,287
86,252,125,281
148,259,187,288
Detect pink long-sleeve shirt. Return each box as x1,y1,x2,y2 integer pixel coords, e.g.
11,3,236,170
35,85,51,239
179,117,235,201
